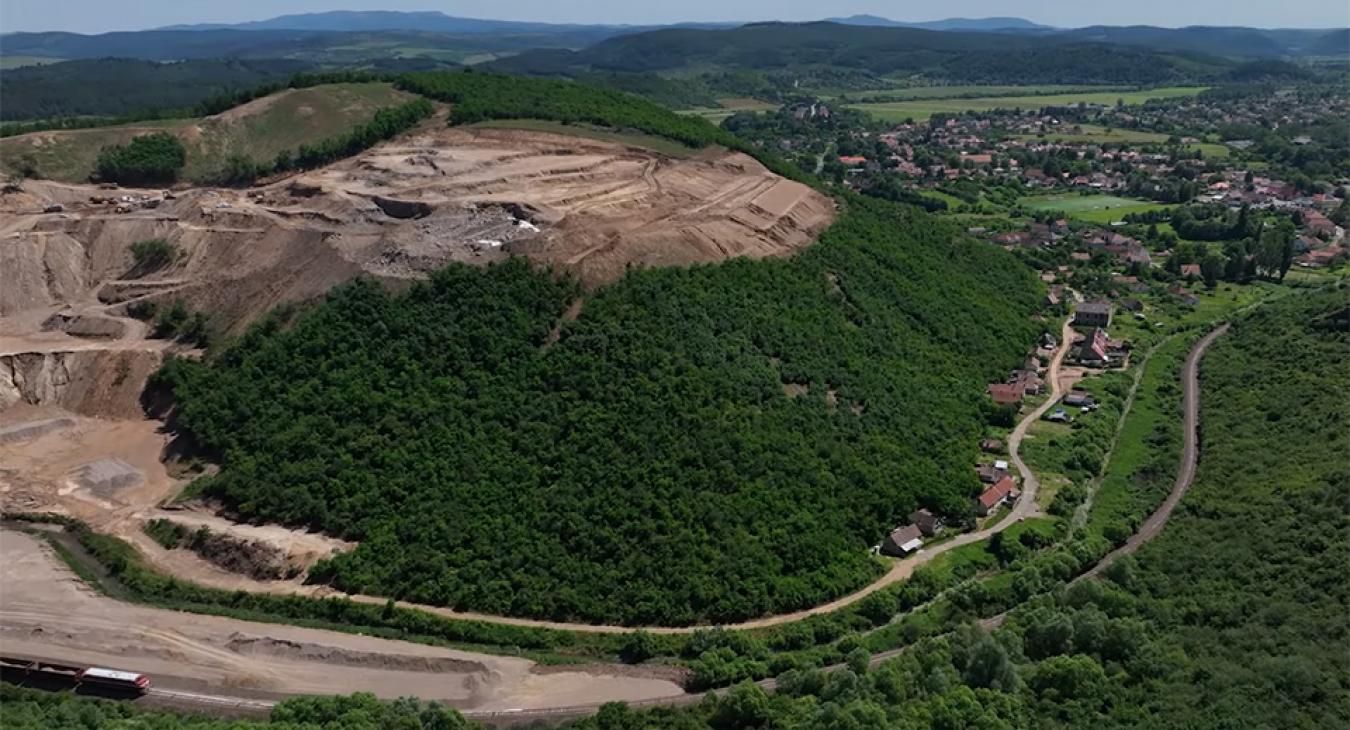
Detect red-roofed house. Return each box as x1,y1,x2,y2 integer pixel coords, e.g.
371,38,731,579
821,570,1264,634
975,476,1019,517
987,383,1024,406
1180,263,1202,278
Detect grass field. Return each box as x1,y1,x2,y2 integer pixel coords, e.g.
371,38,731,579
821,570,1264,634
848,87,1208,122
0,83,415,183
0,56,64,70
1017,124,1231,158
831,84,1132,101
680,97,778,123
1023,193,1172,223
468,119,701,158
1016,123,1171,145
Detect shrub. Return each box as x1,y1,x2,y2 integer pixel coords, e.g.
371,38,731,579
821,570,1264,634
129,238,178,273
95,132,186,185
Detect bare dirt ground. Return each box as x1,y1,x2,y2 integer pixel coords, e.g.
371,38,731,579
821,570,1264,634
0,529,684,711
1,127,832,333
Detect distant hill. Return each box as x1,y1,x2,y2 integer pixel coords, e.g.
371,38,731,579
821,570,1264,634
157,10,738,36
0,27,611,64
827,15,1053,31
0,81,416,182
0,58,313,120
487,22,1234,86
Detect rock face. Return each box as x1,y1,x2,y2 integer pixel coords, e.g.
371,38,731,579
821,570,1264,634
0,350,160,419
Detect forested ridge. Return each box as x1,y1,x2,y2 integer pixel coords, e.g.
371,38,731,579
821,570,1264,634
11,284,1348,730
156,196,1041,626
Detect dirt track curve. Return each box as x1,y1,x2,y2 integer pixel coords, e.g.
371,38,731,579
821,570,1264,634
2,321,1230,725
1071,322,1229,584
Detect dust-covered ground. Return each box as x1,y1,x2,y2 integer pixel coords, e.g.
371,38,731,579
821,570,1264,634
1,125,833,334
0,529,685,710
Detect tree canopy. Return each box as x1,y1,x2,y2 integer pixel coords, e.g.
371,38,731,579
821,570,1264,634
157,196,1041,626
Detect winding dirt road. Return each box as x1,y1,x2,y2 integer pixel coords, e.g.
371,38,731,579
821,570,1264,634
1071,323,1229,584
3,320,1231,725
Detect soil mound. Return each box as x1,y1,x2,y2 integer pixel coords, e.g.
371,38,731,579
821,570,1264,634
224,633,491,674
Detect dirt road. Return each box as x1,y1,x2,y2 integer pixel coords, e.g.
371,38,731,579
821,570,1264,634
0,530,684,713
1071,323,1229,584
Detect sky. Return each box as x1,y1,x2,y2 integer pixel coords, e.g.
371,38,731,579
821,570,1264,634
2,0,1347,34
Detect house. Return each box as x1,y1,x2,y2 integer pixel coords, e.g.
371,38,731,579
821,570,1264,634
975,476,1018,517
1297,246,1344,268
1075,300,1113,329
980,438,1004,454
1121,298,1144,312
1304,211,1336,236
1064,391,1096,408
987,383,1024,407
909,508,943,537
1078,328,1111,366
977,462,1009,484
1009,369,1043,396
1180,263,1202,279
881,523,925,556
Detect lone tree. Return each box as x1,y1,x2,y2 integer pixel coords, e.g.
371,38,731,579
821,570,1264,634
95,132,186,186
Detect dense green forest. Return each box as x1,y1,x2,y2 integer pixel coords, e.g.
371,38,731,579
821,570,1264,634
155,196,1041,626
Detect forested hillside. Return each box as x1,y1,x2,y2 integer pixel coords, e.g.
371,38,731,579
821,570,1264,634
156,196,1041,626
489,22,1235,86
564,285,1347,727
0,59,312,120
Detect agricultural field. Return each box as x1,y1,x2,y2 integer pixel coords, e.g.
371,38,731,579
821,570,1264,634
680,97,778,123
1022,193,1173,223
1016,124,1231,158
831,84,1132,101
0,55,63,70
847,86,1208,121
0,82,416,183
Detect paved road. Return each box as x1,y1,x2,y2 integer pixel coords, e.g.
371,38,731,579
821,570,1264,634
1071,323,1229,585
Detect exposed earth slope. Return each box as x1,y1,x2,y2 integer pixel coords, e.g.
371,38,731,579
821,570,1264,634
0,125,832,332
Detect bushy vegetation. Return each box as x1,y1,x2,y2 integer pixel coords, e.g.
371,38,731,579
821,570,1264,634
153,196,1040,626
93,132,186,186
128,238,179,273
0,683,472,729
151,300,211,346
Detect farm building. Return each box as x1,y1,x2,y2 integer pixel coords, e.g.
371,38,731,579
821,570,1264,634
881,524,925,556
